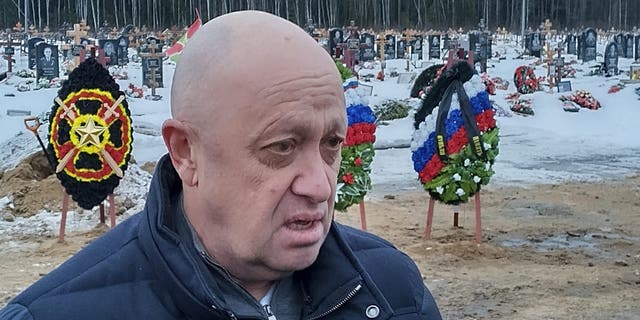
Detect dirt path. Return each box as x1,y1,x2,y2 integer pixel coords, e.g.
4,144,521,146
2,176,640,319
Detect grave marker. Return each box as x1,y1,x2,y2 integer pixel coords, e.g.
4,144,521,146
635,35,640,61
117,36,130,65
615,33,625,56
3,36,17,73
98,39,119,66
139,38,164,90
428,34,441,60
35,42,59,81
581,28,597,63
384,34,396,59
624,34,634,59
329,28,343,58
566,34,577,55
27,37,45,69
604,42,619,75
410,35,423,60
359,33,375,62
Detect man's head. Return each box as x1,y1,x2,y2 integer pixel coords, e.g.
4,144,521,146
163,11,346,289
44,47,52,59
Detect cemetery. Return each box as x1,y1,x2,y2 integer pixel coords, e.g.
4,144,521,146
1,1,640,319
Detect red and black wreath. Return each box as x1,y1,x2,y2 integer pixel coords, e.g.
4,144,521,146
47,59,133,209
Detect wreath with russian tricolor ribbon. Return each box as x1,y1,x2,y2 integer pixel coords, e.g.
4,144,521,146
335,79,377,212
411,62,499,204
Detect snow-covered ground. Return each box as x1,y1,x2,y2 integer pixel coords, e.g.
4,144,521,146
1,37,639,236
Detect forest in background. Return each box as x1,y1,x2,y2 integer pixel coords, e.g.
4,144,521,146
2,0,639,35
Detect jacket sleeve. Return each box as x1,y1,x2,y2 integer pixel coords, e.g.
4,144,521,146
0,304,33,320
419,285,442,320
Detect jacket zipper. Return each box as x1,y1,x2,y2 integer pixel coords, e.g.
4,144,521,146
306,283,362,320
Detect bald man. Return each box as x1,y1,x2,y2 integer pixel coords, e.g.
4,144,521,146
0,11,441,320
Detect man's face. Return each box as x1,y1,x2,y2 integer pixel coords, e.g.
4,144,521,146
44,47,51,58
191,64,346,279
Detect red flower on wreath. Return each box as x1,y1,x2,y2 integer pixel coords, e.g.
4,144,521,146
354,157,363,167
342,173,355,185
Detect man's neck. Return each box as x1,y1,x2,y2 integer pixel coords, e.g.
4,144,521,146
240,280,275,301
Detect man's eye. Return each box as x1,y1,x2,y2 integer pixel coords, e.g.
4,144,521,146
326,137,343,149
269,140,295,154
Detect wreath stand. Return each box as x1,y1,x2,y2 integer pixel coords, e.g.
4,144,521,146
358,201,367,231
422,46,483,245
59,192,116,243
424,192,483,244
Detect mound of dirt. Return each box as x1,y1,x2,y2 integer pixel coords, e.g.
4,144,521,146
0,151,74,217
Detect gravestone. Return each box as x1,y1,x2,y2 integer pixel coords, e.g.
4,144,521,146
566,34,577,55
577,33,583,60
528,32,543,57
636,35,640,61
117,35,129,65
35,43,59,80
27,37,45,69
140,38,164,88
359,33,375,62
3,37,17,73
98,39,119,66
469,31,489,72
624,34,634,59
329,28,343,58
397,39,407,59
615,33,625,56
428,34,441,59
384,34,396,59
604,42,619,75
582,28,597,62
411,35,423,60
443,34,451,51
487,38,493,58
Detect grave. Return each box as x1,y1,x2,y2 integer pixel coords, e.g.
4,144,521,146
328,28,343,58
636,35,640,61
624,34,634,59
428,34,441,60
615,33,625,57
117,36,130,66
27,37,45,69
359,33,375,62
384,34,396,59
604,42,619,76
2,36,17,73
581,28,597,63
35,42,59,81
139,38,164,93
98,39,119,66
566,34,577,55
410,35,423,60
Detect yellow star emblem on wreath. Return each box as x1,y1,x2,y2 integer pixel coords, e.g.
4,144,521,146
75,117,106,147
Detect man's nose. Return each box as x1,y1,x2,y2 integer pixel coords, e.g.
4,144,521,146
291,150,333,204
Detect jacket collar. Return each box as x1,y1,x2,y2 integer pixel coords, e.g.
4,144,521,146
140,155,392,319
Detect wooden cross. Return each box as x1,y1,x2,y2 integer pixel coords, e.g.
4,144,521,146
67,23,89,70
3,36,17,73
544,19,553,38
109,27,119,39
376,33,386,61
544,42,556,89
28,25,37,35
139,41,164,96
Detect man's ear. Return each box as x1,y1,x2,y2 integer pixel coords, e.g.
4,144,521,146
162,119,198,186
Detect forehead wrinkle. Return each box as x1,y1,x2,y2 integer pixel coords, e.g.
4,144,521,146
257,74,338,103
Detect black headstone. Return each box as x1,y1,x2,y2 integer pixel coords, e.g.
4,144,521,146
566,34,577,55
487,38,493,58
98,39,119,66
27,37,45,69
397,40,407,59
384,34,396,59
443,34,451,50
624,34,634,59
604,42,619,75
35,43,59,80
117,36,129,65
428,35,441,59
582,28,597,62
529,32,543,57
359,33,375,62
635,35,640,61
615,33,625,56
140,37,164,88
411,35,423,60
328,28,343,58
